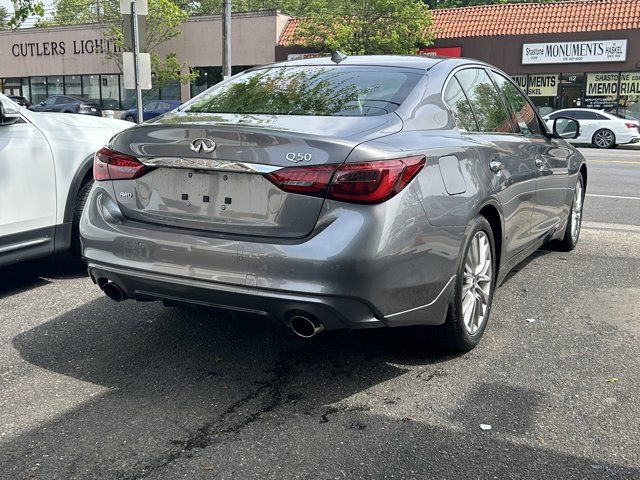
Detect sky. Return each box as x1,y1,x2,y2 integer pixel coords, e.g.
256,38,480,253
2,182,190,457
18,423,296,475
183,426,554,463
2,0,55,26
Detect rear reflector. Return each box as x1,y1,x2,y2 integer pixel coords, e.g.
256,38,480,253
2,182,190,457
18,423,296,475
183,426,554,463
94,147,150,181
265,156,425,205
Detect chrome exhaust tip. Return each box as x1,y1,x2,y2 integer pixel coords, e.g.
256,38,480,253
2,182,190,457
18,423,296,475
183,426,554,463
290,314,325,339
102,281,126,302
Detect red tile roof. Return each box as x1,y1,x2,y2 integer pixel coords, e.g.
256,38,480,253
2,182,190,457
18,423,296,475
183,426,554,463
278,0,640,45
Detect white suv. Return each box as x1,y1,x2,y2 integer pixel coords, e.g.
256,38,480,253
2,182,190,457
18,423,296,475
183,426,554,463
543,108,640,149
0,93,130,266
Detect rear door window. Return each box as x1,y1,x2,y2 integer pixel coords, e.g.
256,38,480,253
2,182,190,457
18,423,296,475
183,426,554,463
455,68,515,134
490,71,542,136
443,76,478,132
186,66,423,117
573,110,597,120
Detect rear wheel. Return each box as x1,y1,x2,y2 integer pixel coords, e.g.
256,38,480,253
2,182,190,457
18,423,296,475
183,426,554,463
553,173,584,252
441,216,496,351
70,179,93,262
592,129,616,149
125,115,135,122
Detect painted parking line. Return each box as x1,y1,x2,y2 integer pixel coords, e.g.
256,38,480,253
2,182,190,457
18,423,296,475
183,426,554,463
586,193,640,200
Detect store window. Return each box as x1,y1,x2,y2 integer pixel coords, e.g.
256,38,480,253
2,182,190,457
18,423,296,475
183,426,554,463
455,68,513,134
191,67,223,97
584,73,619,111
81,75,101,104
100,74,120,109
159,80,180,101
64,75,82,96
0,78,22,97
618,72,640,121
31,77,47,104
47,76,64,96
21,78,30,101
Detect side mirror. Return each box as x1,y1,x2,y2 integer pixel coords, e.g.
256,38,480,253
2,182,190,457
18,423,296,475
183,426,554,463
553,117,580,139
0,103,20,126
39,101,46,106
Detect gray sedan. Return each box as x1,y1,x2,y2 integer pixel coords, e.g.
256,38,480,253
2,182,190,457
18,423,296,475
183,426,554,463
80,55,585,351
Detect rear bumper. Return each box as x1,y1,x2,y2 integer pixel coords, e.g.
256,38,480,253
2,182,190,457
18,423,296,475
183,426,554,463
88,262,386,331
81,184,460,329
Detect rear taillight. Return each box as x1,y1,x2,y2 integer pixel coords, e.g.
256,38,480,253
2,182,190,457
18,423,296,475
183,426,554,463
93,147,150,181
264,165,336,197
265,156,425,205
625,123,637,129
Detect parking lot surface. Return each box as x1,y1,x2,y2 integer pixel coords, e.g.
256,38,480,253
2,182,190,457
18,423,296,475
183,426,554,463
1,148,639,480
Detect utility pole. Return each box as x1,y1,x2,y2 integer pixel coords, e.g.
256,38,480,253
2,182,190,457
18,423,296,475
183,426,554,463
130,0,143,123
222,0,231,80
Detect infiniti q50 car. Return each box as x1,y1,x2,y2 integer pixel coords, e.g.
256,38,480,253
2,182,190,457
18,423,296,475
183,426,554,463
80,56,586,351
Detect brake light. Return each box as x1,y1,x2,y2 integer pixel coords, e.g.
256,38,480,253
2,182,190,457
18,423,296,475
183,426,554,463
93,147,150,181
264,165,336,197
625,123,637,129
265,156,425,205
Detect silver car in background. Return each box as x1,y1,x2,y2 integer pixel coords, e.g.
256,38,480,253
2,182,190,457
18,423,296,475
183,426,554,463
80,56,586,350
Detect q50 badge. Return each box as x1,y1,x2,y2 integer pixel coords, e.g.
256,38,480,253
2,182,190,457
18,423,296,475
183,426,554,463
285,152,312,163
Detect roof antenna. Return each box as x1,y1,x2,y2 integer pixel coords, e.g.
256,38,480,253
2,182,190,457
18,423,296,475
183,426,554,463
331,50,348,65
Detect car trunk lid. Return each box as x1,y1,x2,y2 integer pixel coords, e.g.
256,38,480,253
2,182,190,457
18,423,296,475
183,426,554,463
108,112,402,238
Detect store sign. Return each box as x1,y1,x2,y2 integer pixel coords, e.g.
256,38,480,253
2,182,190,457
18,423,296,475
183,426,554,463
11,39,122,57
522,40,627,65
418,46,462,57
512,74,559,97
584,72,640,109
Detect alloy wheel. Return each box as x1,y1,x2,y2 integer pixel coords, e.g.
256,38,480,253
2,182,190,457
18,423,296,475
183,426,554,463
462,231,493,335
571,179,583,242
594,130,614,148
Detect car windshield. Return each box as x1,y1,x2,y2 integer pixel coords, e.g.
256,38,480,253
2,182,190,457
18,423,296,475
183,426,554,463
185,66,423,117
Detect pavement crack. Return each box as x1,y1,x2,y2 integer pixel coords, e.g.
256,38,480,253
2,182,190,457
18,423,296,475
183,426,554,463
118,351,296,480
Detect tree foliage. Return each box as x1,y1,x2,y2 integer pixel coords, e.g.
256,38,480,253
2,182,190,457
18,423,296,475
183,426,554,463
45,0,195,88
291,0,433,55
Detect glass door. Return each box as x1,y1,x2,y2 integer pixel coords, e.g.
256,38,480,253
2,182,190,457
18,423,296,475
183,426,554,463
560,73,584,109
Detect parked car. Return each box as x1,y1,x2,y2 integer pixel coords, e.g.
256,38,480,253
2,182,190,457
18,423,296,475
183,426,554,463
0,93,130,266
81,56,586,351
543,108,640,148
29,95,102,117
9,95,31,108
121,100,181,122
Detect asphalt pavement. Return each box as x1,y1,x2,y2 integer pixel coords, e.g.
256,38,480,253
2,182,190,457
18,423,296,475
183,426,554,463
0,147,639,480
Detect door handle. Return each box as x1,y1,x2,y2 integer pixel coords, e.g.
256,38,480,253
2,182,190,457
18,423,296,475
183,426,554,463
489,160,504,173
535,157,545,169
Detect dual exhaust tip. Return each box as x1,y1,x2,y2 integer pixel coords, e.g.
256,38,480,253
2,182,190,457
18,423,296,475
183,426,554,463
100,280,127,302
98,279,325,338
289,314,325,339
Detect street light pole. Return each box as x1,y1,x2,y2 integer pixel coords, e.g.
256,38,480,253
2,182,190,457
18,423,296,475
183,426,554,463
131,0,143,123
222,0,231,80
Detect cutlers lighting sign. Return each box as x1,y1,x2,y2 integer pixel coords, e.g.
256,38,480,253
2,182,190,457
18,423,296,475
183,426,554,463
522,40,627,65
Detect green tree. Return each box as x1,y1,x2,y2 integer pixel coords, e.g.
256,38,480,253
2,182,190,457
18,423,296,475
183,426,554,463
0,5,8,28
48,0,195,89
291,0,433,55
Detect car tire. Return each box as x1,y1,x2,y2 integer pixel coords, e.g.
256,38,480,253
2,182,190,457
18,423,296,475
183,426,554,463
440,215,496,352
125,115,135,122
70,179,94,262
592,129,616,149
552,173,584,252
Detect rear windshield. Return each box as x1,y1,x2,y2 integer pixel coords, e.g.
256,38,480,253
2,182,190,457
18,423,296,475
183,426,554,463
185,66,422,117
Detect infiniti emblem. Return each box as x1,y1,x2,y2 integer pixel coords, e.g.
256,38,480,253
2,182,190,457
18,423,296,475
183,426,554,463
190,138,217,154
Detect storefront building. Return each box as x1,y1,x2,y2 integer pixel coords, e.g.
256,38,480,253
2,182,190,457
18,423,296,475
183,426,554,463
3,0,639,119
0,10,290,109
423,0,640,119
278,0,640,120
